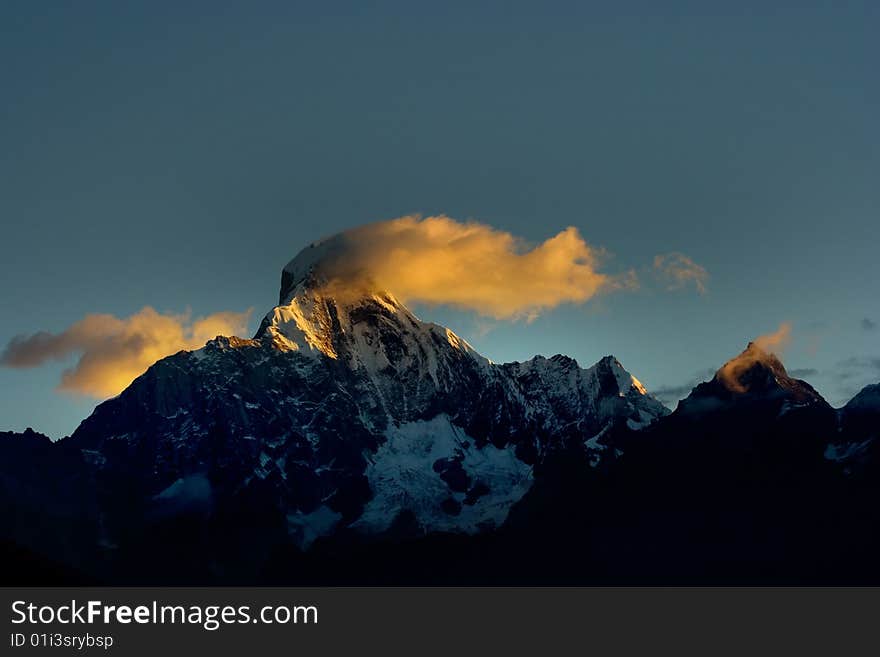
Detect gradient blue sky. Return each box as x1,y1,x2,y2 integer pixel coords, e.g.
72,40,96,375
1,1,878,438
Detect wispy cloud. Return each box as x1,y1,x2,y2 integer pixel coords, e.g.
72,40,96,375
652,252,709,295
825,356,880,404
752,322,792,354
833,356,880,381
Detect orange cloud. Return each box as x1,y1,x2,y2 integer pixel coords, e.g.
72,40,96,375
298,216,634,320
653,252,709,294
753,321,792,354
1,307,252,398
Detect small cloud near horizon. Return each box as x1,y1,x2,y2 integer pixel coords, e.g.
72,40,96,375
789,368,819,378
832,356,880,382
821,356,880,405
653,367,718,407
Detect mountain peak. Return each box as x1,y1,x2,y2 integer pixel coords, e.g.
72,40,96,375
716,342,789,394
844,383,880,413
279,235,372,305
259,283,430,360
679,342,825,412
280,242,326,303
593,355,650,396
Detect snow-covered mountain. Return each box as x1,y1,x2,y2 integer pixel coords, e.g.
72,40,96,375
65,242,668,557
3,243,880,585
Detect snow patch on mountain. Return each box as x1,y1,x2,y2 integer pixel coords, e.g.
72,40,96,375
584,425,613,467
352,414,533,534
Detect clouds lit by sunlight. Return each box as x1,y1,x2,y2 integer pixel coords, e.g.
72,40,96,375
299,216,643,320
0,307,251,398
1,217,710,398
752,321,792,354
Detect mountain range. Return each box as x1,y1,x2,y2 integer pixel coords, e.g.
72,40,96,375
2,241,879,584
